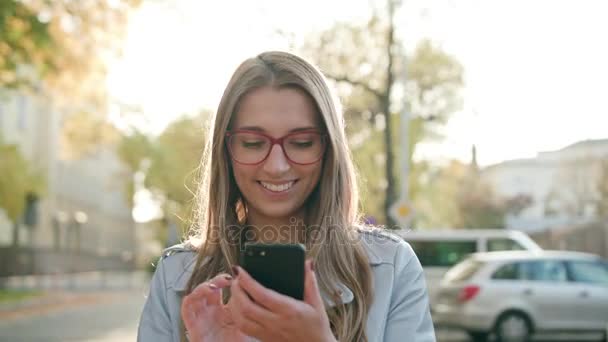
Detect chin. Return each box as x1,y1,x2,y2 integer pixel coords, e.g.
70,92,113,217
253,204,302,222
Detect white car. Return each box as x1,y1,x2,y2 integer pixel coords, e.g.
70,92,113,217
432,250,608,342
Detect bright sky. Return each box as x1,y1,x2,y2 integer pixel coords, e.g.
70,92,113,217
108,0,608,169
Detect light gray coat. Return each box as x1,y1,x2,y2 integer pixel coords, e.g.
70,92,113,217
137,229,436,341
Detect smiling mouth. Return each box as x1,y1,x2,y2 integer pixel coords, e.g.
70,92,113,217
258,180,297,192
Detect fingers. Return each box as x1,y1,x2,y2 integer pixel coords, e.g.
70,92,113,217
187,273,233,306
181,273,233,323
234,266,297,312
229,277,274,337
303,259,324,310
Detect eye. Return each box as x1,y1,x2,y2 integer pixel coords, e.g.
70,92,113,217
289,140,314,148
287,133,319,149
242,140,266,148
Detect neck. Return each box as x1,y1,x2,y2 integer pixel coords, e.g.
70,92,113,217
245,210,306,244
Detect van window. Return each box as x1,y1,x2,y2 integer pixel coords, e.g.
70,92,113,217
487,238,526,252
409,241,477,267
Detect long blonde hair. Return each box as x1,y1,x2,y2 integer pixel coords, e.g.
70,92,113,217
181,51,373,341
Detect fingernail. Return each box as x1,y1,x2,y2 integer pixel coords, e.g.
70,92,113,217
208,283,218,290
231,266,239,276
224,275,233,281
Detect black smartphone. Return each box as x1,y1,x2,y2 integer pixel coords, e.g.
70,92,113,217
240,243,305,300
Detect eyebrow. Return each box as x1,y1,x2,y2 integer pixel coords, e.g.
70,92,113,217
236,126,318,133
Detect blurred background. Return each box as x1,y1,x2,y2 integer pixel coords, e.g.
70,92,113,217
0,0,607,341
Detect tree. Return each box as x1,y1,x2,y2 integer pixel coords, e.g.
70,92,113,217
146,115,206,225
415,160,532,229
301,5,463,227
458,189,533,229
1,0,140,104
61,109,122,159
555,157,599,218
0,138,45,246
595,158,608,218
116,128,154,208
117,114,207,237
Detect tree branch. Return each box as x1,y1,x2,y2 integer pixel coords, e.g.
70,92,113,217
325,73,384,100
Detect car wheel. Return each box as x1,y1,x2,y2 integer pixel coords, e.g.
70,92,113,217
494,312,532,342
467,331,489,342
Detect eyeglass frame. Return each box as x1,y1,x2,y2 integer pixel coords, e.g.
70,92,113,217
225,129,328,166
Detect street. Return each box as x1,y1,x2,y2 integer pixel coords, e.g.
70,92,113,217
0,291,146,342
0,286,602,341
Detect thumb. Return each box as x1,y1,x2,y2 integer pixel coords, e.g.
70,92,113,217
303,259,324,310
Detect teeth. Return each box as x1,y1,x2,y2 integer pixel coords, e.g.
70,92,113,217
260,181,294,192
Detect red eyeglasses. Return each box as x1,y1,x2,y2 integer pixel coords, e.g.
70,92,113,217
225,129,327,165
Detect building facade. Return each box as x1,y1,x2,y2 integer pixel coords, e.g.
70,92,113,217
0,90,136,275
482,139,608,232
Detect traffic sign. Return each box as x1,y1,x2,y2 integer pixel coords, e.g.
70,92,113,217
390,199,415,228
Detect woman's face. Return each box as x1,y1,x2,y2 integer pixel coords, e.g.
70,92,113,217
228,86,324,224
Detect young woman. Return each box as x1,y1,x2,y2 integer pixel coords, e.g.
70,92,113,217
137,51,435,342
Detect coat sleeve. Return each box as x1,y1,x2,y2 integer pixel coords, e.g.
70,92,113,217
138,257,174,341
384,241,436,342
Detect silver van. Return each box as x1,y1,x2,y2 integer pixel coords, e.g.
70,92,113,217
394,229,542,302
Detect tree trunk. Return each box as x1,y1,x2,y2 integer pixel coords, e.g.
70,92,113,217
12,220,20,247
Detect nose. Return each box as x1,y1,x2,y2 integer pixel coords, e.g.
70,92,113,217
262,143,290,175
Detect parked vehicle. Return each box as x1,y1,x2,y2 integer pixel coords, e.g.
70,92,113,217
432,250,608,342
395,229,542,301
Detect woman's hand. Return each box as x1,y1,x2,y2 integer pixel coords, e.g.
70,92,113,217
229,260,337,342
181,273,250,342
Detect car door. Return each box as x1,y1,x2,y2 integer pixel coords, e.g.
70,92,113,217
564,259,608,330
489,261,536,317
516,260,577,330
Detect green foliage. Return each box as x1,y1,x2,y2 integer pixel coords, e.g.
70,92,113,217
0,289,42,302
0,138,46,221
302,16,464,225
117,115,207,231
0,0,54,88
146,116,206,215
413,160,533,229
0,0,140,104
117,129,153,208
61,110,121,159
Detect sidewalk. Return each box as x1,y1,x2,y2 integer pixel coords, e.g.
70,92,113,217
0,270,150,292
0,290,146,342
0,271,150,320
0,291,134,320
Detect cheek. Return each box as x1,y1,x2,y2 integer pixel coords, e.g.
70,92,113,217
231,163,255,188
300,163,323,184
